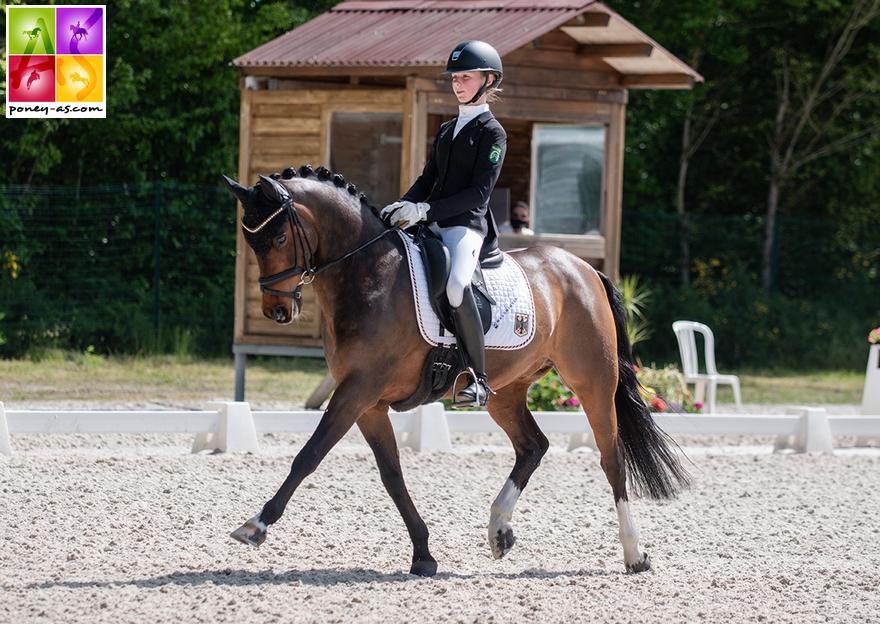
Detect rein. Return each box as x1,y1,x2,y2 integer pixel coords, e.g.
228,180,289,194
250,194,403,300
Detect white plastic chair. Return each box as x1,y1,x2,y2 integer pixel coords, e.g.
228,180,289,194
672,320,742,414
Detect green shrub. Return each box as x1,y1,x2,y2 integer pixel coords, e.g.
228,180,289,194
527,369,581,411
636,363,700,413
618,274,654,348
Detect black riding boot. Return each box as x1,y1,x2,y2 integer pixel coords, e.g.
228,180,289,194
451,286,490,408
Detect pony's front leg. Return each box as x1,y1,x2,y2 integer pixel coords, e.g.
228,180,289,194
230,389,366,548
357,406,437,576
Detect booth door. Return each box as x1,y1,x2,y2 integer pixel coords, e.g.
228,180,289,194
329,112,403,207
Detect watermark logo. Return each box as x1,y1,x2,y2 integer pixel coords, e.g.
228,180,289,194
6,5,106,118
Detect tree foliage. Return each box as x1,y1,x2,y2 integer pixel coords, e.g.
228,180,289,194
610,0,880,238
0,0,336,185
609,0,880,218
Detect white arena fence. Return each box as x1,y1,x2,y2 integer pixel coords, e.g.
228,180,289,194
2,400,880,457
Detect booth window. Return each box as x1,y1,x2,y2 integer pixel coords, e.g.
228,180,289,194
329,112,403,207
531,124,604,235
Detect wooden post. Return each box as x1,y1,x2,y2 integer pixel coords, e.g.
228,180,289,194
401,76,416,196
402,76,428,194
233,88,253,345
601,100,626,281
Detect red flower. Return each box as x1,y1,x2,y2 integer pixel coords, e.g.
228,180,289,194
650,397,667,412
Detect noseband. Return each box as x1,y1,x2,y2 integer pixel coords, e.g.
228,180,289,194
243,191,402,300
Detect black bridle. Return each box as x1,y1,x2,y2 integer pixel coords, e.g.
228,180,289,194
243,193,402,300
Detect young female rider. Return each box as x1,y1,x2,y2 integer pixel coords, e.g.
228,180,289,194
381,40,506,408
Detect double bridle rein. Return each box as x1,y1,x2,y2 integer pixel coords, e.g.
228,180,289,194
242,191,402,301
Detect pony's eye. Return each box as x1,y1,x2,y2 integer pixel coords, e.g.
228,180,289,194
274,233,288,248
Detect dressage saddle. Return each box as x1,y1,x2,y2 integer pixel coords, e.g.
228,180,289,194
408,224,500,335
389,225,501,412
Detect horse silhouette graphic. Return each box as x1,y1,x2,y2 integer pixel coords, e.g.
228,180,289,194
23,27,41,40
70,72,90,87
70,21,89,42
27,70,40,90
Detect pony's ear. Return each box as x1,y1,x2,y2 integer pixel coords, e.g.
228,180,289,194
221,175,249,202
259,174,290,205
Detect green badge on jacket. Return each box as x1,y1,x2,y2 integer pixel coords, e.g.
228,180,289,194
488,145,502,164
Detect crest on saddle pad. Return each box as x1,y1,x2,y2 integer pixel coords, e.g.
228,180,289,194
398,231,536,350
514,313,530,337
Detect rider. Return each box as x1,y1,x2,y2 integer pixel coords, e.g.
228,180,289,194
381,40,506,408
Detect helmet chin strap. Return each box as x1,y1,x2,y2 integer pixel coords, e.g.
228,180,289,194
466,74,491,105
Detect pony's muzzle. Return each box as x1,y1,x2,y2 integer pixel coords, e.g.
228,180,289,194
271,304,289,323
263,297,299,324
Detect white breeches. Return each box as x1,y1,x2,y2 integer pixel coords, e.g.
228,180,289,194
430,224,483,308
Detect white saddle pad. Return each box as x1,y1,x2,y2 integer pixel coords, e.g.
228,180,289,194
398,231,536,350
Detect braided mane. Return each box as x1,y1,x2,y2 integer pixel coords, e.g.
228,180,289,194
273,165,380,217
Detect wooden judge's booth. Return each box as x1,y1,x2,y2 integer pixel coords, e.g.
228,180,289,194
230,0,702,401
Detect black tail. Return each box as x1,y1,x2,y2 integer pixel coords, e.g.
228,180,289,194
598,272,691,499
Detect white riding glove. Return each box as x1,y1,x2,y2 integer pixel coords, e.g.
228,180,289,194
380,201,429,227
380,201,405,223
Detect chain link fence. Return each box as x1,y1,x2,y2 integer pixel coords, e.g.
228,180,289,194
0,183,236,357
621,210,880,369
1,187,877,368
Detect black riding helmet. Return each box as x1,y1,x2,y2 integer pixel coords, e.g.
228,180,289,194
442,40,503,105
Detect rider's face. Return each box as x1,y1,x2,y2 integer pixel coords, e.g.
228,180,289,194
451,72,491,104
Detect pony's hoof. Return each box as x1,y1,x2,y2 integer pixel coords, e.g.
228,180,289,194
230,516,267,547
626,552,651,573
410,557,438,577
489,527,516,559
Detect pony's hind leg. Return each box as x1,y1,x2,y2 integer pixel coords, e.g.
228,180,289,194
485,382,550,559
562,372,652,573
601,441,651,573
356,406,437,577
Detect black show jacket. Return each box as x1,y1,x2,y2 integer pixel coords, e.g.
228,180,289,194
402,111,507,241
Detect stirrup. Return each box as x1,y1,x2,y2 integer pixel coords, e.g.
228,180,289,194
451,370,491,408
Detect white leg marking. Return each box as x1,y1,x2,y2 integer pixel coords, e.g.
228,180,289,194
247,513,267,533
616,500,645,569
490,479,521,528
488,479,521,557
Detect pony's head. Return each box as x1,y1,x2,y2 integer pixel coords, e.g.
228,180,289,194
223,165,377,324
223,171,309,323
